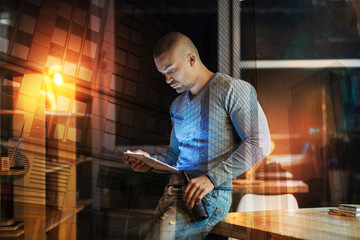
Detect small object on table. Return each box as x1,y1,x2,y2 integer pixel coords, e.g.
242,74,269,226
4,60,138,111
339,203,360,212
329,203,360,217
0,157,10,171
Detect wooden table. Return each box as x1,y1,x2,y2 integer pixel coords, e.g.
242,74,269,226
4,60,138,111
232,179,309,194
211,208,360,240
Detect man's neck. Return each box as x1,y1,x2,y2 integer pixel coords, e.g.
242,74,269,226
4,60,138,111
189,69,214,99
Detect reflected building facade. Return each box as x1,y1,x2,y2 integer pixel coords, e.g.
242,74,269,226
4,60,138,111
0,0,359,239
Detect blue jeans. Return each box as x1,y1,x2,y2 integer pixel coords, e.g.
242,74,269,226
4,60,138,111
145,186,232,240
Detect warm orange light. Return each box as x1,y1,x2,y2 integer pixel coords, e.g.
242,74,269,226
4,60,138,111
270,139,275,154
54,73,62,85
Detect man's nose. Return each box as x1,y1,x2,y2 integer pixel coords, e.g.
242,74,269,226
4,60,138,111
165,73,173,84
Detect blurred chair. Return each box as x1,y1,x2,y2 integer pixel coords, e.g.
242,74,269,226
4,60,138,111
227,160,300,239
228,193,299,240
238,161,299,212
236,193,299,212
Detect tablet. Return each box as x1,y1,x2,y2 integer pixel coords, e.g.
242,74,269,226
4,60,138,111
124,151,178,172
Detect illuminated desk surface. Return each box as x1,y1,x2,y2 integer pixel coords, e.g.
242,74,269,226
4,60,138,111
211,208,360,240
232,179,309,194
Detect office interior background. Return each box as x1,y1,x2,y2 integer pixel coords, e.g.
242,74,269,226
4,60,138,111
0,0,359,239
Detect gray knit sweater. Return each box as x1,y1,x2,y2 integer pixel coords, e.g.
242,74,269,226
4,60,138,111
157,72,271,190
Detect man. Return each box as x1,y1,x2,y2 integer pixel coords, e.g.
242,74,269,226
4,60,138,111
124,32,271,239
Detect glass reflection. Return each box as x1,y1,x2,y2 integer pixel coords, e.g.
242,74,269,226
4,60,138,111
0,0,358,239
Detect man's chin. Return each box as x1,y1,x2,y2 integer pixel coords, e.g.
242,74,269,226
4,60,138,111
175,88,185,93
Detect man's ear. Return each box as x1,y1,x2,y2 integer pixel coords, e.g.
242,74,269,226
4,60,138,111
187,53,196,66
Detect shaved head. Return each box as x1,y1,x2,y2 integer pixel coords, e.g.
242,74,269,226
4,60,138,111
153,32,214,96
153,32,200,60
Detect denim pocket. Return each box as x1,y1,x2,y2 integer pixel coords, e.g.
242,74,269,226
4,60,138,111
200,207,225,239
174,190,232,240
217,190,232,203
202,190,216,205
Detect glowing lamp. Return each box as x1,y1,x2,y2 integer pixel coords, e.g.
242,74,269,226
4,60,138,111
54,73,62,85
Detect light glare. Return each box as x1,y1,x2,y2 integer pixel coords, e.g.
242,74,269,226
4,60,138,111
54,73,62,85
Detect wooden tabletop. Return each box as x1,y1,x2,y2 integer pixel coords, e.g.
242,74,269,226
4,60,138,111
211,208,360,240
232,179,309,194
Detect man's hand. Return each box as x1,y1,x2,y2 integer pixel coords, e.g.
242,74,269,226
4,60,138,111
124,149,152,172
183,175,214,209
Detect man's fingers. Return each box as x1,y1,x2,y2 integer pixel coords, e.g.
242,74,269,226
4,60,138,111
130,159,141,168
188,188,203,209
184,181,205,208
183,181,197,203
195,191,206,205
124,155,130,163
182,175,215,208
133,161,144,171
123,150,152,172
124,156,136,164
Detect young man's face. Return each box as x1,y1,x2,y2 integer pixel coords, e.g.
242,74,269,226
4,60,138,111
154,47,194,94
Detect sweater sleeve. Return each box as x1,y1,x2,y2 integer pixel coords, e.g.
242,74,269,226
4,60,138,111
154,126,180,167
206,80,271,188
